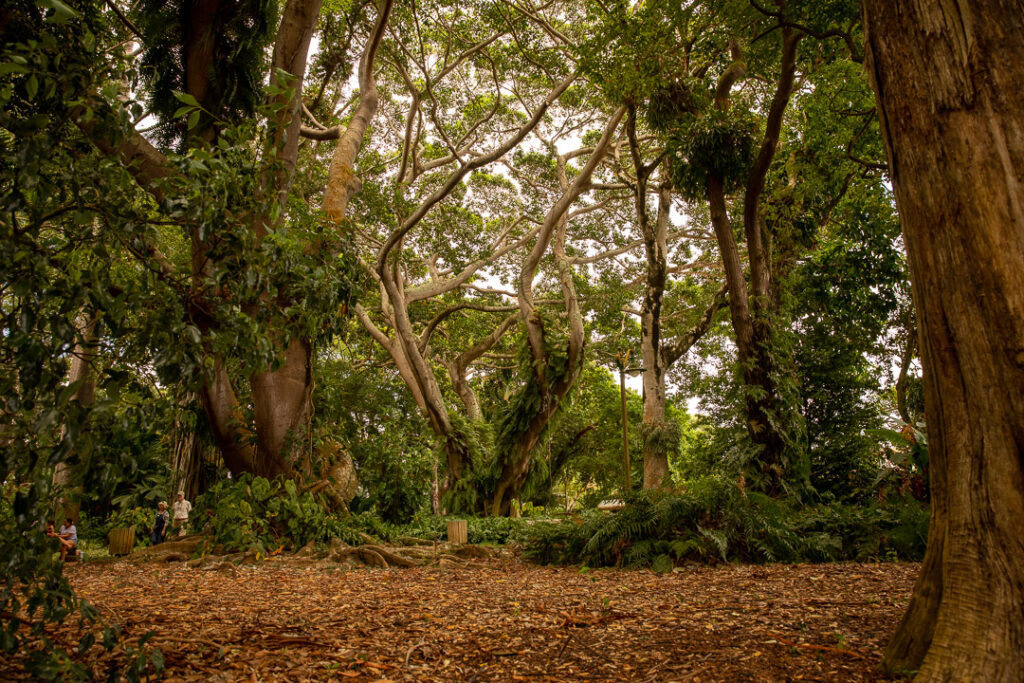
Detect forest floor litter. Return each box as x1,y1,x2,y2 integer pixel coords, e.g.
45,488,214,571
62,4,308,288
8,556,917,681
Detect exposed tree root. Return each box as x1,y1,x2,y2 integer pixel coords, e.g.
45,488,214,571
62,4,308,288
126,535,500,570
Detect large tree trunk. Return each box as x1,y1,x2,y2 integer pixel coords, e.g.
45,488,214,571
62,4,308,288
491,108,626,515
707,175,786,492
637,181,727,489
703,31,801,495
168,393,219,501
193,0,391,506
863,2,1024,679
52,309,99,523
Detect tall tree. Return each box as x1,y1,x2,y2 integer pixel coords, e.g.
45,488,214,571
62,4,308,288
615,124,726,489
67,0,396,504
862,1,1024,679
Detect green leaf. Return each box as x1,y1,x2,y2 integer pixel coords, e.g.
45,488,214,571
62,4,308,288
0,63,31,76
39,0,79,23
173,91,201,108
77,632,95,655
651,554,674,574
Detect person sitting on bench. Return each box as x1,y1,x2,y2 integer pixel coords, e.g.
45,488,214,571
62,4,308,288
55,517,77,561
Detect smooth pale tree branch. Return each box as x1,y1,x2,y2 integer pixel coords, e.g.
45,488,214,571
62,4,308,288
568,229,695,264
418,304,520,352
519,105,626,367
405,225,542,303
567,196,620,220
354,303,394,349
454,313,520,368
376,73,577,272
391,58,423,185
461,283,518,298
714,39,747,109
299,125,342,140
322,0,395,223
499,0,575,48
662,283,730,366
265,0,326,206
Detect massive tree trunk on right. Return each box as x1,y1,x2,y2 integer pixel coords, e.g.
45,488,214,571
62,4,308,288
863,1,1024,679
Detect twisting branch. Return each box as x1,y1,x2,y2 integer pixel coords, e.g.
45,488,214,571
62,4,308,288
743,28,802,299
405,224,543,303
376,73,577,272
418,303,520,352
518,105,626,373
662,283,730,366
322,0,396,222
104,0,143,41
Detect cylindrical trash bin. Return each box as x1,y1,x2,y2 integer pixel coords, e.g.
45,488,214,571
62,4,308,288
447,519,468,545
108,527,136,556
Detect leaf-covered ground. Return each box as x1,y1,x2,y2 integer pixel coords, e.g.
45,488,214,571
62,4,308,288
8,559,917,681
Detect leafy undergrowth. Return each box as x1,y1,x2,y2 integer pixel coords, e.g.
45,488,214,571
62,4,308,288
163,475,927,573
2,558,917,681
521,480,928,569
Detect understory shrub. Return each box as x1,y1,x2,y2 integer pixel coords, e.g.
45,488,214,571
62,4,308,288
78,508,153,545
520,478,928,569
160,476,541,556
194,475,363,554
348,512,534,546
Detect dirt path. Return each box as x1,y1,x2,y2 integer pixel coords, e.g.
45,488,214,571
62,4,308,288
7,559,917,681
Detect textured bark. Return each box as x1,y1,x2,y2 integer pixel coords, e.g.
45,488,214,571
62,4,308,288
250,336,313,478
624,107,671,491
490,107,626,515
705,30,801,494
634,178,671,490
863,1,1024,679
198,356,256,475
75,0,379,504
356,302,515,495
197,0,388,501
52,310,99,523
322,0,394,222
170,423,202,501
168,394,219,501
894,315,917,425
447,314,520,423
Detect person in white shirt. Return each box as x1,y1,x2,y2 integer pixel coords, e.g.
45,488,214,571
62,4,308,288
171,492,192,537
53,517,77,561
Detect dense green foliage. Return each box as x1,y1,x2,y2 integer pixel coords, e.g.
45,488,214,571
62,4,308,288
1,0,932,676
521,483,928,569
195,474,365,552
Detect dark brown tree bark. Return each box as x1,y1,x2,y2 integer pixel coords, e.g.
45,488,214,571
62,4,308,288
78,0,393,505
863,1,1024,679
168,392,220,501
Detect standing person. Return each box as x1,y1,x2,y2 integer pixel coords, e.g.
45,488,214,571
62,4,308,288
56,517,77,561
171,492,191,537
151,501,169,545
